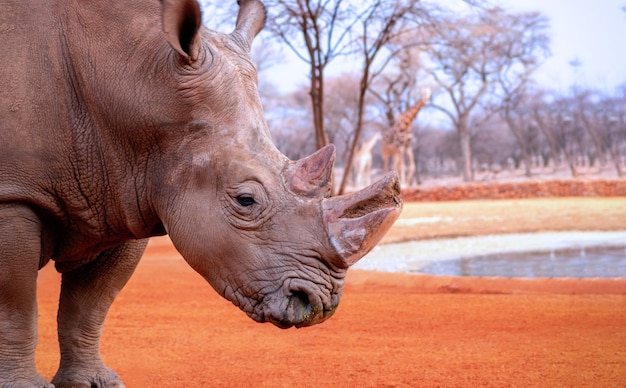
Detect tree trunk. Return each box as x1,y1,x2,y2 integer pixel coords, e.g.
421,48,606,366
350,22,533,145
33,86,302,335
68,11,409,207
522,150,532,177
607,145,624,177
310,64,329,150
338,71,369,195
533,115,561,172
458,122,473,182
563,148,578,177
414,142,422,185
504,114,532,177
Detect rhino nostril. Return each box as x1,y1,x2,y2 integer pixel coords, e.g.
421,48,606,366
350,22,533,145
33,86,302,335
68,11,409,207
286,291,312,320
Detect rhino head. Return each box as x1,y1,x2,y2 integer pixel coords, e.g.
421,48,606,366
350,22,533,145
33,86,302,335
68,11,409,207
153,0,402,328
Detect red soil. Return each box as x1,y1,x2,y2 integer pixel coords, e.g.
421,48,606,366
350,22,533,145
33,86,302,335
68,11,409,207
34,198,626,386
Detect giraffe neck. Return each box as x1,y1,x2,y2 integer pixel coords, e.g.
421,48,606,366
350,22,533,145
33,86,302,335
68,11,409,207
358,134,380,155
397,100,427,133
382,99,427,149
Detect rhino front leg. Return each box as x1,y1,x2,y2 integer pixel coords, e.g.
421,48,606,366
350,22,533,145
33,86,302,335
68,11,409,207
0,205,53,388
52,240,147,388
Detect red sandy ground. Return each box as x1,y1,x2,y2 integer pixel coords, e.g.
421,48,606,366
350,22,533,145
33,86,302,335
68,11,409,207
35,198,626,387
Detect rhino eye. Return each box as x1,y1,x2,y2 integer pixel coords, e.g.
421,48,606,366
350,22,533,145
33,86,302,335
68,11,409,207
236,195,256,207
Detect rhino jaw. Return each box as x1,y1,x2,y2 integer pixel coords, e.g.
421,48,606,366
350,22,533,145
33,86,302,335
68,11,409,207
322,172,403,268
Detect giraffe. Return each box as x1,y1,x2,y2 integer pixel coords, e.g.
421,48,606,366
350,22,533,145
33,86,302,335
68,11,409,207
351,132,381,188
381,87,431,187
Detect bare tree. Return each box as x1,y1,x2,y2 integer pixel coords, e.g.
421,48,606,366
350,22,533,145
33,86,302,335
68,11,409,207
418,128,462,179
337,0,434,194
600,90,626,177
368,48,428,185
576,88,625,177
323,73,369,159
427,7,549,182
268,86,317,160
502,90,548,177
532,93,586,178
496,12,549,177
261,0,435,194
471,119,518,178
263,0,361,149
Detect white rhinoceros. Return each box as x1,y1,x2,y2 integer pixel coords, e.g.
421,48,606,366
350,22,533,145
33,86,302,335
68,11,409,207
0,0,402,386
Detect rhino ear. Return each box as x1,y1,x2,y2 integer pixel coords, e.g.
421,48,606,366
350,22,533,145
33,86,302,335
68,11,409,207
233,0,266,52
162,0,202,63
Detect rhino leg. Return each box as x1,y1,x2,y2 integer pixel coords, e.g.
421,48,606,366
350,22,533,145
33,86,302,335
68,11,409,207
52,240,147,388
0,205,53,387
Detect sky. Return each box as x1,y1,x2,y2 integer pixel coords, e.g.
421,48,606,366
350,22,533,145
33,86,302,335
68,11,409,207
263,0,626,95
496,0,626,93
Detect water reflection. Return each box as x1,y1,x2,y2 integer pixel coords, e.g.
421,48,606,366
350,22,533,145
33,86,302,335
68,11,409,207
356,231,626,277
417,246,626,278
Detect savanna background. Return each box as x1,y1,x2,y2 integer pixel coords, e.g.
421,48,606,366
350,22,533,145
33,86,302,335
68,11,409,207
37,0,626,386
200,0,626,192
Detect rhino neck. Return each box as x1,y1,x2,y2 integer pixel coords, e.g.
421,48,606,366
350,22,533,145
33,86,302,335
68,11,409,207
32,3,175,257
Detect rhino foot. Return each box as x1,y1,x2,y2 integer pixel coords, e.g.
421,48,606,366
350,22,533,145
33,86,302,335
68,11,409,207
51,367,124,388
0,374,54,388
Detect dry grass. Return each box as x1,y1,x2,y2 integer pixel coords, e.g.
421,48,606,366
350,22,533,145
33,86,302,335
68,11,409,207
383,197,626,243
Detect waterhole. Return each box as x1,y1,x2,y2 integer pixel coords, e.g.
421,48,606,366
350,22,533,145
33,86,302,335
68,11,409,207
418,246,626,278
356,231,626,278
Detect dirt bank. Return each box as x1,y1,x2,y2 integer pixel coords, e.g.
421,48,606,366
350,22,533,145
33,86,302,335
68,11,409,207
35,198,626,387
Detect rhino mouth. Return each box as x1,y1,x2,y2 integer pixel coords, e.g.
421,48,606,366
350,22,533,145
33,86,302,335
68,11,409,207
258,289,338,329
278,291,337,329
282,292,314,327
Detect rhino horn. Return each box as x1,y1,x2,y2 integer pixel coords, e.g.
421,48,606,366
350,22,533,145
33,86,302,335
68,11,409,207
162,0,203,62
233,0,267,52
322,172,402,268
284,144,336,198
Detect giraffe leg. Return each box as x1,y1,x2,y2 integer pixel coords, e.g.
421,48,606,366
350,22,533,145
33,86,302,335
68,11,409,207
392,150,403,186
405,147,416,187
381,145,390,174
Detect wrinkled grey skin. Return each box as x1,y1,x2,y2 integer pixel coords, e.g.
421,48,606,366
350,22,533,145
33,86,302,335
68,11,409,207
0,0,402,386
